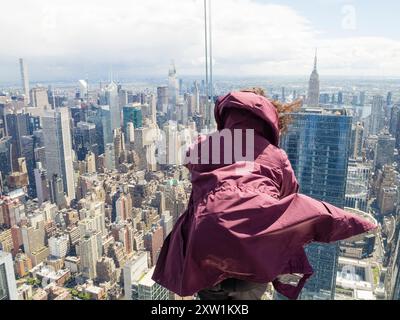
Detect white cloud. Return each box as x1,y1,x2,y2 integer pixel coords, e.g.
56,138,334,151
0,0,399,83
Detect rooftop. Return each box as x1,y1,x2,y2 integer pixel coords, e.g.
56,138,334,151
139,266,156,288
295,107,350,116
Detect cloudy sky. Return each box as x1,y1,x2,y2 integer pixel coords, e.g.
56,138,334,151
1,0,400,84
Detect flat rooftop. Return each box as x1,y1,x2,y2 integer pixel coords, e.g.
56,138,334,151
139,266,156,287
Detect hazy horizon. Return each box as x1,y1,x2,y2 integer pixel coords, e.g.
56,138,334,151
2,73,400,89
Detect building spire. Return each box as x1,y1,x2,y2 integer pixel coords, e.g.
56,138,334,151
314,48,318,71
169,60,176,76
110,66,114,84
307,49,320,108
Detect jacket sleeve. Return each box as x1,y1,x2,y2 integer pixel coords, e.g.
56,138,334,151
279,149,299,199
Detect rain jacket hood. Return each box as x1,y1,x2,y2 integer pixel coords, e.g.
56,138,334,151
215,91,280,146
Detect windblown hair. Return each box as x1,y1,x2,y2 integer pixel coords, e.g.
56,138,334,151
240,87,303,133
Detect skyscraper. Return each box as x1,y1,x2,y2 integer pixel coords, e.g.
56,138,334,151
144,225,164,267
369,95,385,136
345,159,370,212
78,80,88,101
148,94,157,124
192,81,200,115
122,105,143,131
20,135,36,197
387,91,393,106
49,174,67,209
86,105,113,154
5,112,30,171
389,233,400,299
389,104,399,138
113,193,133,223
73,122,99,161
161,211,173,240
0,137,13,180
157,86,168,114
48,235,70,259
34,162,50,205
337,92,344,105
307,51,320,108
123,252,148,300
168,62,178,109
104,143,116,171
359,91,366,107
111,222,134,255
21,219,49,266
0,251,18,300
0,104,6,139
281,108,352,300
350,122,364,159
126,123,135,144
374,131,395,171
41,108,75,199
389,104,400,149
30,87,50,111
78,231,101,280
179,79,184,96
106,81,121,131
78,201,107,237
119,89,129,108
100,105,113,149
162,121,182,166
135,267,169,300
19,58,30,105
85,152,96,174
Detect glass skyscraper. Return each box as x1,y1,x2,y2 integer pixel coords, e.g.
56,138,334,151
41,108,76,200
280,108,352,300
0,251,18,300
86,105,113,155
122,105,143,130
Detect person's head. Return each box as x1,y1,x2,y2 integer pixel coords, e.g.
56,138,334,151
240,87,303,134
215,88,303,146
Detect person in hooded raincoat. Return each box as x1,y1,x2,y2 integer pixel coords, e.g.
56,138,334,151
152,88,377,300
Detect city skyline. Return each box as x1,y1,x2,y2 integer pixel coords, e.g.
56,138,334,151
0,0,400,303
0,53,398,301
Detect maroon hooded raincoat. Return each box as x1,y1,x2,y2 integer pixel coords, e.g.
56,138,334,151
152,91,376,300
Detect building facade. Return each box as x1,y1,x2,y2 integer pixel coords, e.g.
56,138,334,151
42,108,75,199
281,108,352,300
306,52,320,108
0,251,18,300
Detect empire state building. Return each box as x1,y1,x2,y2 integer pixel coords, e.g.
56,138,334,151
307,51,320,108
